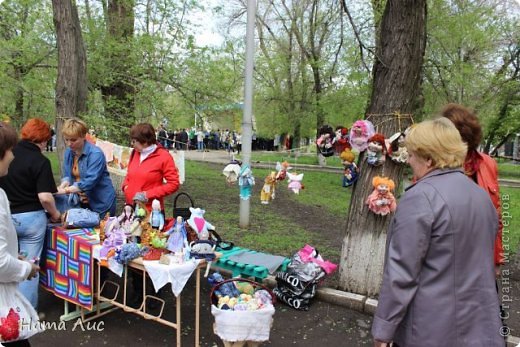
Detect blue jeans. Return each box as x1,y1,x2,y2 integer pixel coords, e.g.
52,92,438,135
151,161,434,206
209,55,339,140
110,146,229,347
197,141,203,151
11,210,48,309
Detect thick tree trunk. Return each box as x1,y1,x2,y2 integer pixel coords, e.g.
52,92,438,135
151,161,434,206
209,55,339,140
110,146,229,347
52,0,88,172
101,0,135,143
339,0,427,297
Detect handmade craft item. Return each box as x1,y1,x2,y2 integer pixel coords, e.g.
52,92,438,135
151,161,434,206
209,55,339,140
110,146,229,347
149,199,165,231
275,161,291,181
260,171,277,204
164,216,188,253
187,207,215,240
316,124,336,157
366,133,387,166
222,160,242,185
287,172,304,194
349,120,375,152
334,126,351,154
387,131,409,163
340,149,359,187
365,176,397,216
238,165,255,200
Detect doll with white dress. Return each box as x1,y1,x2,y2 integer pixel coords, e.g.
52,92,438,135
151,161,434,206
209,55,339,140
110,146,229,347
365,176,397,216
287,172,304,194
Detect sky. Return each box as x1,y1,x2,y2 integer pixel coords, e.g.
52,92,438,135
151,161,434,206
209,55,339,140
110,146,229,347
190,0,225,47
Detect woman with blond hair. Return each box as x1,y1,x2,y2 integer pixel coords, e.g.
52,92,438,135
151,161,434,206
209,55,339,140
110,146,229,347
0,118,61,310
57,118,116,217
371,118,503,347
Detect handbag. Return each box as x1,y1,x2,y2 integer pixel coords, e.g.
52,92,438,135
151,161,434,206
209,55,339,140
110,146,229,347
64,208,100,228
54,193,80,213
172,192,194,220
0,286,42,342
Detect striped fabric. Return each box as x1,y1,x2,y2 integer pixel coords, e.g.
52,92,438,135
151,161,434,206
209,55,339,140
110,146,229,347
40,227,99,310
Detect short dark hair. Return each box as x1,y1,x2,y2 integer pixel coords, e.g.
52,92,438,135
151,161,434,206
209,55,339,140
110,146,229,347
441,103,482,152
130,123,156,146
0,122,18,159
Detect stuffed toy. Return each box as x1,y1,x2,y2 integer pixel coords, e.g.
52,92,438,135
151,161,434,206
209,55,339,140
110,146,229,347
334,126,351,154
387,131,409,163
316,124,336,157
187,207,215,240
149,199,165,231
366,133,387,166
99,216,126,258
275,161,292,181
238,165,255,200
115,242,144,264
287,172,304,194
164,216,188,253
118,204,134,233
222,160,242,185
260,171,277,204
235,281,255,295
365,176,397,216
208,272,241,298
150,230,167,249
130,201,148,240
340,149,359,187
349,120,375,152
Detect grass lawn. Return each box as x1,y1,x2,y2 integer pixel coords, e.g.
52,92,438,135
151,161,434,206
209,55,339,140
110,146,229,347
498,161,520,180
44,152,519,257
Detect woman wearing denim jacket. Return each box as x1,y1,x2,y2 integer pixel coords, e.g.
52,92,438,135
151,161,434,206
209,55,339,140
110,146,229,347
57,119,116,217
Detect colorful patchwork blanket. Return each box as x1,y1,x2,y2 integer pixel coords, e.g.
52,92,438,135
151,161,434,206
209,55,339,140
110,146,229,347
40,227,99,310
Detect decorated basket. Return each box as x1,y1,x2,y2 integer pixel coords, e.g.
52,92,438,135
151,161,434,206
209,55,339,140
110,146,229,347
210,278,276,343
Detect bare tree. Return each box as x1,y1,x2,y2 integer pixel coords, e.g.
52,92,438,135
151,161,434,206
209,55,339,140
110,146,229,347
339,0,427,297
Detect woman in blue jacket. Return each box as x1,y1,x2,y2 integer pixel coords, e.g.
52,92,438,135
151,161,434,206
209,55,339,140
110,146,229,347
57,119,116,217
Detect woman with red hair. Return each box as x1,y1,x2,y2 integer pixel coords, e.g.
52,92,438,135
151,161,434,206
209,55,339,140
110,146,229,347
0,118,61,310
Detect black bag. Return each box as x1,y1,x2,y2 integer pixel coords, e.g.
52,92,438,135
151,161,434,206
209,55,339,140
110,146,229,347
172,192,194,220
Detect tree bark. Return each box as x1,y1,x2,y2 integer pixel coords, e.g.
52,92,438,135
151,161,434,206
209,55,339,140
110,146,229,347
339,0,427,297
100,0,135,143
52,0,88,171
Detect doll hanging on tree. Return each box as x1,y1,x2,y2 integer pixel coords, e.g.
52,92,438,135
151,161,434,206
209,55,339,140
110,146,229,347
260,171,277,204
340,149,359,187
366,133,387,166
366,176,397,216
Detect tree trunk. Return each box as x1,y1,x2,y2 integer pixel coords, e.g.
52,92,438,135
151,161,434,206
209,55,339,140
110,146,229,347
339,0,427,297
52,0,88,172
101,0,135,143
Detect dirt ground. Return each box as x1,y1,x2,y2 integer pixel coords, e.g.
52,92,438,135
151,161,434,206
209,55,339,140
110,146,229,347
30,150,519,346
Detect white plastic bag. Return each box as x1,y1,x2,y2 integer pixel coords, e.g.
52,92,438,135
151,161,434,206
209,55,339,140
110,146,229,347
0,283,43,343
211,305,275,342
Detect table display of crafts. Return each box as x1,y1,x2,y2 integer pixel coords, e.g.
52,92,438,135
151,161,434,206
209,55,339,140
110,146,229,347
97,201,218,277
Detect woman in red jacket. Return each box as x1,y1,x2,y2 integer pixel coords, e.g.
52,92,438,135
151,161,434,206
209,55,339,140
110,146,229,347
442,103,504,274
123,123,180,307
122,123,179,212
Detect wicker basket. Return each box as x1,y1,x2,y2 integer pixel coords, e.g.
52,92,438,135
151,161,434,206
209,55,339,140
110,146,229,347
210,278,275,343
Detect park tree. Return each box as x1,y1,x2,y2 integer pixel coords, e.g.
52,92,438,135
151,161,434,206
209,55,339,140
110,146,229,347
0,0,55,128
339,0,427,296
52,0,88,160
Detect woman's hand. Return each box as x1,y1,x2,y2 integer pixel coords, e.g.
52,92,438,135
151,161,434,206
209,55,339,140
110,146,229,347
27,262,40,280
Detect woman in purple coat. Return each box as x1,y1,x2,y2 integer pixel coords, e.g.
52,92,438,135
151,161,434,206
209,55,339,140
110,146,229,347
372,118,503,347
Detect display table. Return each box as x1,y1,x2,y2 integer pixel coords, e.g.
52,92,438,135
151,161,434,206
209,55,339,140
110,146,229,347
88,256,207,347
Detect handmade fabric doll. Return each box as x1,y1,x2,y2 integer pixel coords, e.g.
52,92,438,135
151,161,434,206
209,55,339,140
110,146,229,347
130,201,148,242
187,207,215,240
149,199,165,231
334,126,351,154
222,160,242,185
287,172,304,194
260,171,277,204
387,131,409,163
118,204,134,233
238,165,255,200
164,216,188,253
340,149,359,187
275,161,291,181
316,125,336,157
365,176,397,216
366,133,387,166
99,217,126,258
349,120,375,152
